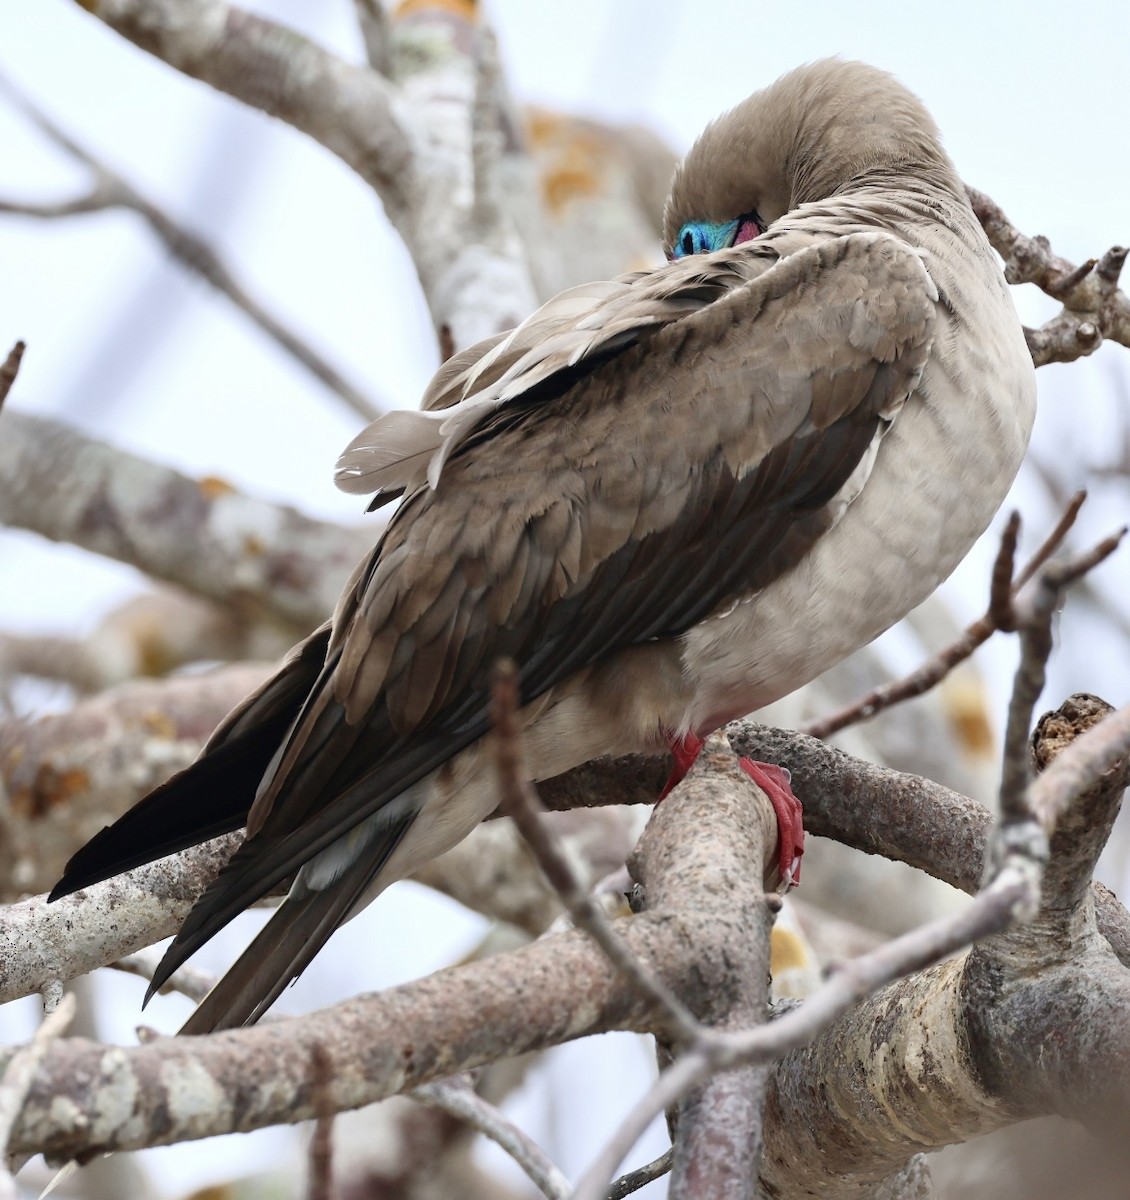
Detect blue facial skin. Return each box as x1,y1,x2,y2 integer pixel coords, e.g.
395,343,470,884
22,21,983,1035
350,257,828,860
672,218,740,259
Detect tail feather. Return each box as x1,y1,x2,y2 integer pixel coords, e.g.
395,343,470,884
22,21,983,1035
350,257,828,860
175,834,405,1034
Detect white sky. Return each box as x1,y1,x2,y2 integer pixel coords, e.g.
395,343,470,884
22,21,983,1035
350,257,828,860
2,2,1129,1196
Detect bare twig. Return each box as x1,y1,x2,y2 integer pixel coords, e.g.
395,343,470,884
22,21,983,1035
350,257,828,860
0,75,382,422
352,0,392,76
992,532,1126,828
0,341,24,414
415,1078,571,1200
306,1047,335,1200
490,659,702,1044
969,186,1130,365
988,510,1022,632
0,991,75,1200
111,950,217,1005
606,1149,673,1200
804,493,1088,739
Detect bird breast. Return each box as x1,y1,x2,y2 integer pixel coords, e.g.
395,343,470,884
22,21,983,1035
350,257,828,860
679,205,1036,736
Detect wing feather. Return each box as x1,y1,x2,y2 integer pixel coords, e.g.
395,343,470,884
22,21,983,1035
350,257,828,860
105,232,938,1004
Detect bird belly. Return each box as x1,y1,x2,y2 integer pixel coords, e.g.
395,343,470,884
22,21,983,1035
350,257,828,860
679,333,1036,734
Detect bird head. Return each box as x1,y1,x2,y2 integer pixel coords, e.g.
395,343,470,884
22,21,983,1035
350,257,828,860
662,59,960,259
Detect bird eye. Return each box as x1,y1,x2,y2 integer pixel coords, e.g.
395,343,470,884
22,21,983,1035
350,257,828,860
672,218,742,259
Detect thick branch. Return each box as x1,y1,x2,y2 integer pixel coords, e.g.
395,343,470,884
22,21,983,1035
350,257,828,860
0,834,241,1003
3,749,776,1160
77,0,538,350
0,411,371,628
0,663,269,900
757,693,1130,1197
77,0,414,224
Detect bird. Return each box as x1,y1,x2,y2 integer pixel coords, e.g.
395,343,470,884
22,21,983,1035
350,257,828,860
50,59,1036,1033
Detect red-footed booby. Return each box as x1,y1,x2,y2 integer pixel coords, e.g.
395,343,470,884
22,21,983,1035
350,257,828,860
50,59,1036,1032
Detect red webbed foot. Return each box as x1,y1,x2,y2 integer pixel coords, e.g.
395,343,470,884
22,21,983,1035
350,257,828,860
739,758,804,889
660,730,804,890
658,730,704,800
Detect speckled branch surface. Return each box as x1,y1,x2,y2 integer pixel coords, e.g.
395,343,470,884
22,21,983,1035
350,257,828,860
6,690,1130,1003
3,694,1129,1199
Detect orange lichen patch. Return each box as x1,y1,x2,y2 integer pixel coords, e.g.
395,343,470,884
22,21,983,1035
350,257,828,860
198,474,236,501
243,533,266,557
394,0,478,20
769,924,812,974
11,765,90,820
942,674,996,759
136,629,175,678
525,107,566,147
141,709,178,739
526,108,608,213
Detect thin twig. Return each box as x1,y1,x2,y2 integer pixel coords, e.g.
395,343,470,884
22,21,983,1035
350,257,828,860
489,659,703,1045
968,186,1130,365
0,341,24,414
415,1078,571,1200
111,950,217,1005
804,493,1088,739
352,0,392,75
989,510,1022,632
0,73,382,422
605,1148,674,1199
306,1046,335,1200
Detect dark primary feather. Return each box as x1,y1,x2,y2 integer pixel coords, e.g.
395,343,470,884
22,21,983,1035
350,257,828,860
49,624,331,900
141,233,936,1020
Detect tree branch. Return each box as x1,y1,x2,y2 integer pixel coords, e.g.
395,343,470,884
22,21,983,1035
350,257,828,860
0,342,25,415
969,186,1130,365
0,662,269,901
75,0,414,223
0,411,372,629
0,73,383,422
